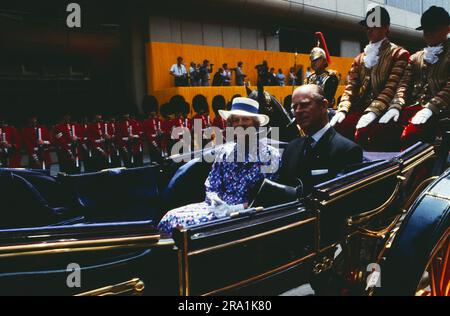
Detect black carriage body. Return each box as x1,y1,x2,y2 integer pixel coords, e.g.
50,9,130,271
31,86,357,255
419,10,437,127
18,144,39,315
0,142,444,296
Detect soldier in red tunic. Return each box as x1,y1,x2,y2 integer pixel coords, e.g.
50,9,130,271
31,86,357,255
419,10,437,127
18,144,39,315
103,114,121,168
159,103,172,157
192,95,211,150
116,112,144,168
53,114,82,174
142,101,164,163
22,116,52,170
211,95,228,144
168,101,192,154
0,115,22,168
192,95,211,130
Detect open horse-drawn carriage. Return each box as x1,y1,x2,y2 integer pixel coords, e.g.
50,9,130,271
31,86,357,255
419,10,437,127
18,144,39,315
0,90,448,296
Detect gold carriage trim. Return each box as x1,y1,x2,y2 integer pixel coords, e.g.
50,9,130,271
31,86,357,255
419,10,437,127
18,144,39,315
75,278,145,296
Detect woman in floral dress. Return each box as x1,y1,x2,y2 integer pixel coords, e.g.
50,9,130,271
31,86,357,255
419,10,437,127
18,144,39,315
158,97,281,235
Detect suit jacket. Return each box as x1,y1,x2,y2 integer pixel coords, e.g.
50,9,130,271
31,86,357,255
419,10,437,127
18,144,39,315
278,127,363,194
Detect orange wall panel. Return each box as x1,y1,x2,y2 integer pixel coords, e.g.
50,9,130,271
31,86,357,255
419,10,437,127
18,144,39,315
146,42,354,93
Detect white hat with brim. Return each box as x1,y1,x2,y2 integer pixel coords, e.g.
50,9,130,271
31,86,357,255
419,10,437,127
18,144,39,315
218,97,270,127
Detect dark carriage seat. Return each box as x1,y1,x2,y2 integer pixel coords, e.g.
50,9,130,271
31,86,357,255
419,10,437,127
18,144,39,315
58,165,162,223
1,168,76,208
0,169,75,229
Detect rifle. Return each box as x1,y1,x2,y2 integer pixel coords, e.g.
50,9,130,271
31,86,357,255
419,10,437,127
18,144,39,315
103,123,113,165
0,130,10,167
35,127,47,170
126,124,135,165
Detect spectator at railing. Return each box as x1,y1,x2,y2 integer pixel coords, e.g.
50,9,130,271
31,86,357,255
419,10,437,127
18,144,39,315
221,64,232,86
212,68,224,86
199,60,213,86
276,69,286,86
288,67,297,86
189,62,200,86
267,68,277,86
235,62,246,86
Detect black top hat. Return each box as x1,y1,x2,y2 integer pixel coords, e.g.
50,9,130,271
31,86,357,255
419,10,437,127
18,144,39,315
359,6,391,27
416,6,450,31
142,95,159,114
212,95,226,115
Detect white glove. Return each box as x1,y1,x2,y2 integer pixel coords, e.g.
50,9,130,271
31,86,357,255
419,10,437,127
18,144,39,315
379,109,400,124
411,108,433,125
356,112,378,129
209,196,226,207
330,111,346,126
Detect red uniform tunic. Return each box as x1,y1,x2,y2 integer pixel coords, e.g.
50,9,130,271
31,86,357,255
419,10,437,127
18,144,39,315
53,123,83,166
0,126,22,168
116,119,144,155
192,114,210,130
142,116,162,143
87,121,108,153
212,116,227,130
22,125,52,169
169,117,192,135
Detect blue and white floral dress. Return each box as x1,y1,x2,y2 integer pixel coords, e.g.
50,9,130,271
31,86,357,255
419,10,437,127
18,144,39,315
157,142,281,235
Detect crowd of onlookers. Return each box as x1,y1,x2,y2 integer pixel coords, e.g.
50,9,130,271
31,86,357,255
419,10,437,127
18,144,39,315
170,57,344,87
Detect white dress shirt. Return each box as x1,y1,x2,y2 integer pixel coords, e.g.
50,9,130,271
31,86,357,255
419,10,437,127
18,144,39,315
170,64,187,77
310,123,331,146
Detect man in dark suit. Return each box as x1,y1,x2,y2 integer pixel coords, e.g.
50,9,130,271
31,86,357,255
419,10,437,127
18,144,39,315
279,85,363,195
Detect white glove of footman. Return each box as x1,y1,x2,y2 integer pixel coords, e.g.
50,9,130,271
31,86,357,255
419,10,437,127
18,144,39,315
356,112,378,129
330,111,346,127
411,108,433,125
379,109,400,124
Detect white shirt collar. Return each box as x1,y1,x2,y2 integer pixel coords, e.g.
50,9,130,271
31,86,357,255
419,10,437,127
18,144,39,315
311,123,331,144
364,38,387,69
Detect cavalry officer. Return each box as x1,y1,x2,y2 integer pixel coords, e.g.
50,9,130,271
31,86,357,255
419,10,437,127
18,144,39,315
330,6,410,151
22,116,52,170
86,113,111,171
53,114,82,174
386,6,449,149
306,32,339,107
0,115,22,168
116,112,144,168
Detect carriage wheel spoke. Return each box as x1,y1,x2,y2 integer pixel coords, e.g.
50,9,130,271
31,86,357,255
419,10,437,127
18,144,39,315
430,264,438,296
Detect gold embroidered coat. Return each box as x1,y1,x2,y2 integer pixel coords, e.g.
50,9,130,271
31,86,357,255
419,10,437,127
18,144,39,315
390,40,449,115
338,39,410,116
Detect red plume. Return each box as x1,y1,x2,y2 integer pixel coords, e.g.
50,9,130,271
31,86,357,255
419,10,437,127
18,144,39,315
315,32,332,65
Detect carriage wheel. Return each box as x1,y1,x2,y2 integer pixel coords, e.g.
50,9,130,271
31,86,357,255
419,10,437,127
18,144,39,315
416,231,449,296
